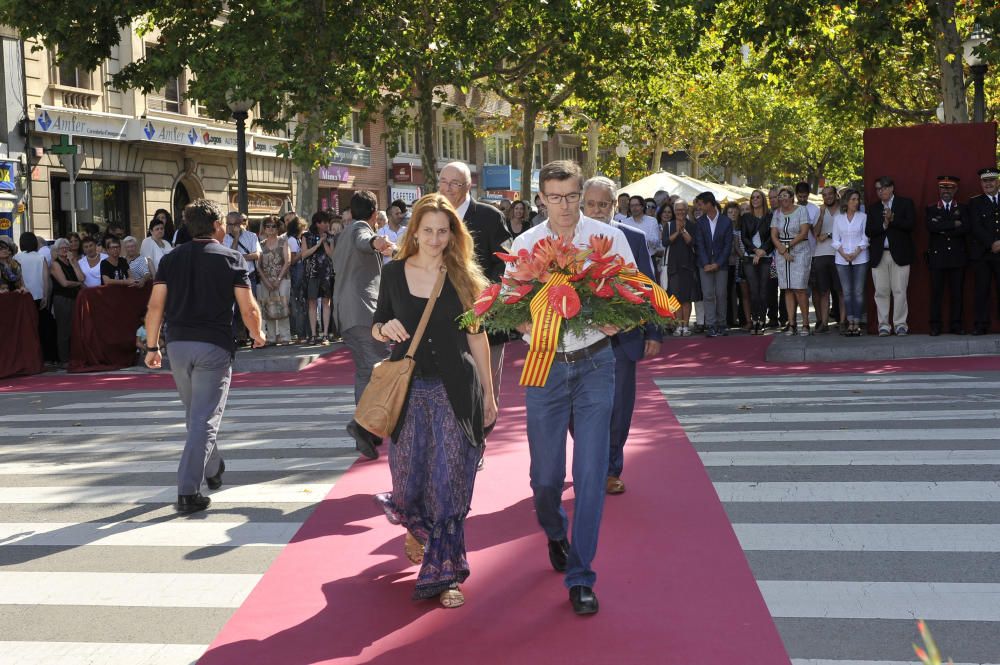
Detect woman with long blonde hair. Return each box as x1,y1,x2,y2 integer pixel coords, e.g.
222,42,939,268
371,193,496,609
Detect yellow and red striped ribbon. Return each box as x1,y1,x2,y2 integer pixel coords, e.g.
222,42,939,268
520,272,570,387
621,272,681,315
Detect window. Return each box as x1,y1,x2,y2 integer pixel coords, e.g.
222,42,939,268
559,145,580,163
532,141,544,170
341,111,363,145
145,45,182,113
484,136,512,165
55,59,91,89
439,125,468,161
397,126,420,155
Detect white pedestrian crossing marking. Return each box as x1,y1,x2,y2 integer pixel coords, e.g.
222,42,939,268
0,521,302,547
699,449,1000,466
0,437,353,455
734,523,1000,552
0,456,355,475
0,483,336,504
714,481,1000,502
0,642,203,665
6,405,356,421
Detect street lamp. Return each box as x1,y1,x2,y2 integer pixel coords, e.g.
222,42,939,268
615,140,630,187
226,91,254,215
963,24,990,123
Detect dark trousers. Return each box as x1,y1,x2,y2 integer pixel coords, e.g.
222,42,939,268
767,277,782,324
608,353,636,479
972,260,1000,330
744,258,771,323
929,266,966,330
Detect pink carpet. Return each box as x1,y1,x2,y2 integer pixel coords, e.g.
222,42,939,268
198,355,790,665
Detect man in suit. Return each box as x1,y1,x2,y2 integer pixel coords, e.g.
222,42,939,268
693,191,733,337
969,166,1000,335
865,176,916,336
582,176,663,495
438,162,511,419
926,175,969,336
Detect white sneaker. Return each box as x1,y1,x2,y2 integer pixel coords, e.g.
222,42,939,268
682,326,692,337
673,327,684,337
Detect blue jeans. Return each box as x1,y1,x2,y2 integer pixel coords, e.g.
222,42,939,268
836,262,867,321
526,344,615,589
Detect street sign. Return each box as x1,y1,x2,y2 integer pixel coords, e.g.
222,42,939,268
58,153,85,179
49,135,84,231
50,135,78,155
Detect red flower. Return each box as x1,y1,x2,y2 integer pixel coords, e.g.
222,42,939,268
588,279,614,299
495,251,520,263
504,283,535,304
474,283,501,316
588,234,614,262
652,297,674,317
615,282,645,304
548,284,581,318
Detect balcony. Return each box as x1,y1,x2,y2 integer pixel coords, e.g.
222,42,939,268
49,84,102,111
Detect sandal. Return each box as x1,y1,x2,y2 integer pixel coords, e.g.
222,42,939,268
404,531,424,565
439,584,465,609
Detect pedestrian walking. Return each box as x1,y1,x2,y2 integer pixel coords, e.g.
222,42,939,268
144,199,265,513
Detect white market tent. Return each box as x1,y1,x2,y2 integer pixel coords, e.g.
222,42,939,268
621,172,752,204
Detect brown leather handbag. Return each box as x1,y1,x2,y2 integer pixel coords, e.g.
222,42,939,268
353,268,446,438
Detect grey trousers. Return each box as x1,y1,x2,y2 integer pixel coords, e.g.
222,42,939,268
168,341,232,495
699,268,729,329
341,325,389,404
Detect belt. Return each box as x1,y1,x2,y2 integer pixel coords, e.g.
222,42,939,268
553,337,610,364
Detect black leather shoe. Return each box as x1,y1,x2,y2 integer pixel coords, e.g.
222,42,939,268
569,585,599,615
929,327,941,337
347,420,380,460
950,327,966,335
548,538,569,572
176,493,211,513
973,327,987,336
206,460,225,490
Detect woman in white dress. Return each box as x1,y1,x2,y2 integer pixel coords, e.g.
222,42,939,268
770,185,813,335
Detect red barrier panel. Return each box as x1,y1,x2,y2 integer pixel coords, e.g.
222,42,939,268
863,122,998,333
69,284,152,373
0,291,43,379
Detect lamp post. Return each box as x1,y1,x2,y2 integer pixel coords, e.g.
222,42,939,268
963,24,990,124
226,92,254,215
615,140,630,188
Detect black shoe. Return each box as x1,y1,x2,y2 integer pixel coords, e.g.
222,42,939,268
206,460,225,490
950,327,966,335
929,327,941,337
973,327,987,336
347,420,380,460
569,585,599,615
548,538,569,572
176,493,211,513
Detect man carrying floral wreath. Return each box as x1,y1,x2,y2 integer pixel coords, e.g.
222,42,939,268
507,160,636,616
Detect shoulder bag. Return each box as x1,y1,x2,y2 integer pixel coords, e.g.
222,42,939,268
353,267,447,437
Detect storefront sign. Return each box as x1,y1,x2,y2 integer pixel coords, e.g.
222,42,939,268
390,185,423,206
34,107,131,141
0,162,16,192
252,137,282,157
200,127,242,150
511,168,540,193
229,189,291,215
392,163,412,183
134,117,204,147
330,144,371,167
318,165,349,182
483,165,513,190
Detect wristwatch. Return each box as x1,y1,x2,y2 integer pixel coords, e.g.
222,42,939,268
146,345,160,352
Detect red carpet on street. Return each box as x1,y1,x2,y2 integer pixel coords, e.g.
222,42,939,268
197,350,789,665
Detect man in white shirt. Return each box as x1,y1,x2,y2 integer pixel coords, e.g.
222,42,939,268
811,186,845,332
613,192,630,222
376,199,408,264
508,160,633,617
622,195,663,260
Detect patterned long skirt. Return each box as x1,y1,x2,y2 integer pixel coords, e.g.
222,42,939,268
374,377,480,599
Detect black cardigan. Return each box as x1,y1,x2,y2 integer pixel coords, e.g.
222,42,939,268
740,211,775,255
372,261,485,447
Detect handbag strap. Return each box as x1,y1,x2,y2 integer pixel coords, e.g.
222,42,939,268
404,267,447,360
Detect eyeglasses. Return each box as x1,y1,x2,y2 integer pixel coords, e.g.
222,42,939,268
586,201,613,209
439,178,468,190
543,192,582,205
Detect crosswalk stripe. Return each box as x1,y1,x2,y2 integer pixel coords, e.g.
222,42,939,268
0,421,346,436
49,396,344,410
0,571,259,608
0,642,202,665
0,437,354,455
699,450,1000,466
688,428,1000,443
791,660,998,665
113,387,351,399
734,524,1000,552
655,373,973,386
759,580,1000,621
657,380,1000,395
714,481,1000,502
680,409,1000,424
5,406,355,422
0,483,334,504
0,457,355,475
0,521,302,547
668,393,1000,408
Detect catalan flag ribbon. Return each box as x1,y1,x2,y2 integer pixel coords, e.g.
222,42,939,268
621,272,681,316
520,272,570,387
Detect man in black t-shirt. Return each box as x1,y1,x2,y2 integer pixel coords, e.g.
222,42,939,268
144,199,265,513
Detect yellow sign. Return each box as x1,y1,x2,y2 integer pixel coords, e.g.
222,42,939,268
0,219,11,230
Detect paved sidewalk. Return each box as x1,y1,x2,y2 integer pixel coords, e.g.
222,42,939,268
767,331,1000,362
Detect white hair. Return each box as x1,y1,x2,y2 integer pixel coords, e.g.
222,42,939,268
122,236,139,247
582,176,617,199
440,161,472,183
52,238,70,251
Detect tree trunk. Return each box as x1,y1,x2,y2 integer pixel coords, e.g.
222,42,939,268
416,73,439,191
930,0,969,123
584,119,599,179
650,140,664,172
519,100,538,202
690,151,701,179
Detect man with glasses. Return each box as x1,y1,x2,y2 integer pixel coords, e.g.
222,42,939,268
508,161,635,616
222,212,262,345
437,161,510,440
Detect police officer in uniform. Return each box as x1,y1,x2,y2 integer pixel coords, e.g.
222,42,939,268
926,176,969,335
969,166,1000,335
